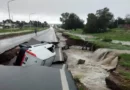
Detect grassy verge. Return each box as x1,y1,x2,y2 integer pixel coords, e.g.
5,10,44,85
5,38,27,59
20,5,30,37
69,29,83,34
0,27,47,39
64,31,130,50
119,71,130,80
91,28,130,41
91,40,130,50
69,28,130,41
119,54,130,68
67,28,130,50
74,77,88,90
0,27,46,33
64,32,82,40
118,54,130,80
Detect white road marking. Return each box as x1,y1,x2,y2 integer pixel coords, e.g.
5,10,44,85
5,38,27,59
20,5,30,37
60,69,69,90
59,48,62,61
62,64,66,70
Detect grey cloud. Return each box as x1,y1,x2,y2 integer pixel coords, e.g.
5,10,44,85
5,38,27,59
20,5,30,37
0,0,130,23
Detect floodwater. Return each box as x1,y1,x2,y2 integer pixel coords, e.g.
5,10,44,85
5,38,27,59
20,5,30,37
64,47,110,90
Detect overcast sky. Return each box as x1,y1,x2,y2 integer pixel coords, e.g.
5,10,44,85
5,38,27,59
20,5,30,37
0,0,130,24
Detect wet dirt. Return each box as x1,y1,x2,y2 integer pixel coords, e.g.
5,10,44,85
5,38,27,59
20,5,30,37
0,46,19,65
62,33,98,51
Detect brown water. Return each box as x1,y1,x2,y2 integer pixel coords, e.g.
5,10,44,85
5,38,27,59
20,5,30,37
64,47,110,90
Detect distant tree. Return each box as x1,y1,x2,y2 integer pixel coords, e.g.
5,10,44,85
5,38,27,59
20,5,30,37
60,12,84,30
15,21,20,25
60,12,70,29
3,19,13,24
84,7,113,33
84,13,98,33
117,17,125,25
43,21,49,27
20,21,27,29
60,12,69,24
125,14,130,24
96,7,113,32
33,21,38,27
15,21,21,28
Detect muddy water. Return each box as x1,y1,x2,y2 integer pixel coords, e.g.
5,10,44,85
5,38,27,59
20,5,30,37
64,47,110,90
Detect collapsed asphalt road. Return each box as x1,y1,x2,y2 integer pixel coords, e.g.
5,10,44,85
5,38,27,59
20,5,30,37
0,27,78,90
0,27,58,64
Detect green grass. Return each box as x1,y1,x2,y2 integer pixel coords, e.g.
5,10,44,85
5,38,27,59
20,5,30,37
69,29,83,34
91,40,130,50
91,28,130,41
74,77,87,90
69,34,81,40
69,28,130,41
118,54,130,81
119,71,130,80
0,27,48,39
64,32,82,40
0,27,46,33
65,28,130,50
119,54,130,68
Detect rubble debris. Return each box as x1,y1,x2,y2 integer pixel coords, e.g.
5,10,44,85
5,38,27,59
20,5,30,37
106,73,122,90
77,59,85,65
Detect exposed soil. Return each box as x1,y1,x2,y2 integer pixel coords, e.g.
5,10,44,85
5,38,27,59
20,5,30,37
106,72,130,90
0,46,19,65
106,60,130,90
62,33,99,51
74,77,88,90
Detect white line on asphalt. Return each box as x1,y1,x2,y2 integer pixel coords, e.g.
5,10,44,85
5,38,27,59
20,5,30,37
59,48,62,61
60,69,69,90
62,64,66,70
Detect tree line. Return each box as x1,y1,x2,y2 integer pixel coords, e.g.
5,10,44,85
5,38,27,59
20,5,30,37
60,7,130,33
2,19,49,29
60,13,84,30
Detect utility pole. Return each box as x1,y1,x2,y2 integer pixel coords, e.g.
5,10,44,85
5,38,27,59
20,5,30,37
7,0,15,32
29,13,35,30
11,15,15,29
37,17,39,29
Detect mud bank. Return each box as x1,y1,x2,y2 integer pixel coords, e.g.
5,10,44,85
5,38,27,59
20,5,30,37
62,33,99,51
106,67,130,90
0,47,19,65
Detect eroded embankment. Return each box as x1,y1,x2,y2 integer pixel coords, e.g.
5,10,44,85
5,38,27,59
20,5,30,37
0,46,19,65
62,33,99,51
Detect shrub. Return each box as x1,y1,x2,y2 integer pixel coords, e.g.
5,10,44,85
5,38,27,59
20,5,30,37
102,38,112,42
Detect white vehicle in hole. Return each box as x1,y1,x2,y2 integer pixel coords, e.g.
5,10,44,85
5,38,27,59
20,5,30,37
15,43,56,66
